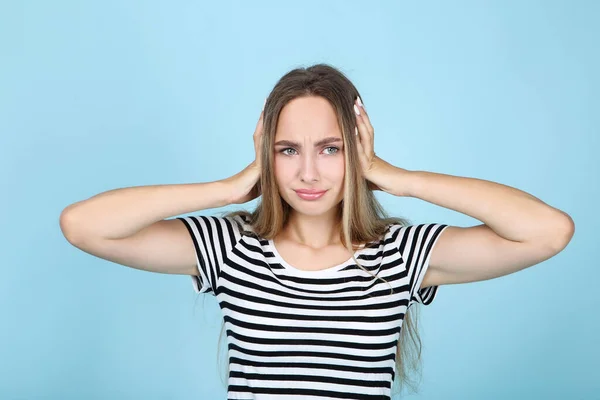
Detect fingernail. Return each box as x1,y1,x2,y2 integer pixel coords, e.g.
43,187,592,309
355,126,358,136
353,104,361,116
357,96,364,108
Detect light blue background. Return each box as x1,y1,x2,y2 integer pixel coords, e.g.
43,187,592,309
1,1,598,399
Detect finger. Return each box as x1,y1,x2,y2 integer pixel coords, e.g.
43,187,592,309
254,109,264,137
253,108,265,167
354,108,372,156
356,97,374,136
355,133,373,184
355,131,368,165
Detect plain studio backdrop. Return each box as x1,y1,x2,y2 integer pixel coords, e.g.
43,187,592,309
1,1,597,399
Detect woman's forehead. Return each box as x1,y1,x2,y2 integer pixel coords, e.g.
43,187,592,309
276,97,341,139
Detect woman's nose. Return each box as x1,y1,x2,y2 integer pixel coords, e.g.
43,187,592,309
299,153,319,182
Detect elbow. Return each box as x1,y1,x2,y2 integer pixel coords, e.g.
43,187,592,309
549,212,575,253
59,205,82,244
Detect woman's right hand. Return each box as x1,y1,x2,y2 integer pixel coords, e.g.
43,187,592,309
222,105,265,205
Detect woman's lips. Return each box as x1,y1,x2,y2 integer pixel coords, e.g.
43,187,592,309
294,190,327,200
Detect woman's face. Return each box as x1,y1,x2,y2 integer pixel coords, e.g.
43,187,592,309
273,95,345,217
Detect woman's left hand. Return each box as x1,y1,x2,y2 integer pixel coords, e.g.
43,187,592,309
354,97,403,195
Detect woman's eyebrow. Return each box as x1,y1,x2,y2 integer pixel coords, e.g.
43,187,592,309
274,137,343,147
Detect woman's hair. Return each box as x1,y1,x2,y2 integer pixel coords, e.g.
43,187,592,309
208,63,426,396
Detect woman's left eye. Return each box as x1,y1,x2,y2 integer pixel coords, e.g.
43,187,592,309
323,146,339,155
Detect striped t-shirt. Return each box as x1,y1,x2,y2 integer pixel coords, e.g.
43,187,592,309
177,214,449,400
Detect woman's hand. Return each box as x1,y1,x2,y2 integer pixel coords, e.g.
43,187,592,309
222,103,265,204
354,97,409,196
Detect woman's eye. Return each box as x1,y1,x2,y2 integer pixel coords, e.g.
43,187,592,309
279,146,339,156
323,146,339,155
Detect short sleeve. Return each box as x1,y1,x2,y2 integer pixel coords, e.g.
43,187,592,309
397,223,450,309
177,214,245,296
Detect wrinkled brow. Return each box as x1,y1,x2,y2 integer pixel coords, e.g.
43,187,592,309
274,137,343,147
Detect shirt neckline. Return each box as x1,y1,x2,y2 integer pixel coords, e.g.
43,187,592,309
267,238,367,277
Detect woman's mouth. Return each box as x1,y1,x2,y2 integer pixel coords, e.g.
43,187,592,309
294,190,327,201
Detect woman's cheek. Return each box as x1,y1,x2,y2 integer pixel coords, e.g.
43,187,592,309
274,155,298,182
324,154,345,177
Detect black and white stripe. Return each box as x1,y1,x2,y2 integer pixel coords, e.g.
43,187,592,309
178,214,448,400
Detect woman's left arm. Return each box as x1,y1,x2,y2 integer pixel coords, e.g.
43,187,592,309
378,163,574,287
374,160,575,288
384,163,574,249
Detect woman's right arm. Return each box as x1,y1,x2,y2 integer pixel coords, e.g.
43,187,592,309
59,181,234,276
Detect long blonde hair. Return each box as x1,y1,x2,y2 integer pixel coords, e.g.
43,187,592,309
209,63,428,397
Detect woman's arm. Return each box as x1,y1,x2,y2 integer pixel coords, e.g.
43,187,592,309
382,164,574,288
60,181,232,242
390,165,574,248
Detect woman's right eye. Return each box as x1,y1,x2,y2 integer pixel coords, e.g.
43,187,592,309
280,148,297,156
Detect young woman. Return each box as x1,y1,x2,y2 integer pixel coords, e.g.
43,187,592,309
60,64,574,399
